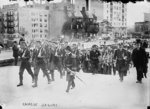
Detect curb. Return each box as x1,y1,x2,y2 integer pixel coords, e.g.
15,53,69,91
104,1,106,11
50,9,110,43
0,58,14,67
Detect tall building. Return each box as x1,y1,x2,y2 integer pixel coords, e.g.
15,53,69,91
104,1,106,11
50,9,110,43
18,5,49,42
1,3,19,41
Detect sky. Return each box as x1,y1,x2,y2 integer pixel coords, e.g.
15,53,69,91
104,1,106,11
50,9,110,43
0,0,150,27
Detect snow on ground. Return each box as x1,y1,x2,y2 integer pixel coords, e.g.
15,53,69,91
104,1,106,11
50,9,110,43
0,64,149,109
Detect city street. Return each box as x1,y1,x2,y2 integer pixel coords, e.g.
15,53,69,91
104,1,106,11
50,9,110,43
0,63,149,109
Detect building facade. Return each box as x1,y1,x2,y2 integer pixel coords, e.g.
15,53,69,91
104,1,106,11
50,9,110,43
134,13,150,38
70,0,127,38
135,21,150,37
18,5,49,43
1,3,19,41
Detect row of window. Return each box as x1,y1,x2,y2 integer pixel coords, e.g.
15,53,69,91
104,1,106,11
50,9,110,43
32,34,47,38
32,23,48,28
112,22,127,26
31,12,48,17
32,29,48,33
31,18,48,22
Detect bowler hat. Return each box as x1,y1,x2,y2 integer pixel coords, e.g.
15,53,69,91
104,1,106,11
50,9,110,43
136,39,141,44
66,46,71,52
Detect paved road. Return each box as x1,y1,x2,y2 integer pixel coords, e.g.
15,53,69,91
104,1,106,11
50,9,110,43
0,64,149,109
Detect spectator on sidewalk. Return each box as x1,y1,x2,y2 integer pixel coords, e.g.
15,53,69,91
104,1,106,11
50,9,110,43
132,39,147,84
12,41,19,66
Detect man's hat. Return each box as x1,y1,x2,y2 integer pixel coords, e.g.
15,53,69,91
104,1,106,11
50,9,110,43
92,44,97,48
66,46,71,52
13,41,17,44
136,39,141,44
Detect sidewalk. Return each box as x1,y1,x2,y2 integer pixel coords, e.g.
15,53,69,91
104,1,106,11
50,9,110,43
0,50,14,66
0,50,13,60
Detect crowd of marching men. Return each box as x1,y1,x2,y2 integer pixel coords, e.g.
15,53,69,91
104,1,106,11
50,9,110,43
13,38,149,92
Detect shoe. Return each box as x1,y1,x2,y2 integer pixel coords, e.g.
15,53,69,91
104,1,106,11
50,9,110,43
136,81,142,83
48,80,51,84
71,86,75,89
17,83,23,87
43,74,45,77
32,84,37,88
66,90,69,93
120,79,123,82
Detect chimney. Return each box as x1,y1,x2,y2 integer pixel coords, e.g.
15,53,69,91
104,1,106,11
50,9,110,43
85,0,90,11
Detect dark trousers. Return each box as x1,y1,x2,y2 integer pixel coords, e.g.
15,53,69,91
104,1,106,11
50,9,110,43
143,65,148,78
118,66,125,81
50,70,55,81
113,65,116,75
34,62,50,86
19,61,34,84
14,56,18,66
136,67,143,82
91,60,99,74
54,57,63,78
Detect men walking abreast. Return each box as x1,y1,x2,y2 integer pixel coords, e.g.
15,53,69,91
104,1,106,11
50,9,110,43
17,41,34,87
114,44,128,82
15,37,149,90
12,41,19,66
132,39,147,83
32,41,51,88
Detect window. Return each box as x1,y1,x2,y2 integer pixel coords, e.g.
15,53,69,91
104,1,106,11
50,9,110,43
45,24,47,27
40,35,42,38
40,29,43,33
44,19,47,22
40,24,42,27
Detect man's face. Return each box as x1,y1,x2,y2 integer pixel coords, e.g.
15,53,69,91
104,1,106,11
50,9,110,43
119,45,123,50
20,43,26,49
65,42,68,47
65,49,70,54
14,43,17,46
73,44,76,49
36,42,41,48
136,43,141,49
